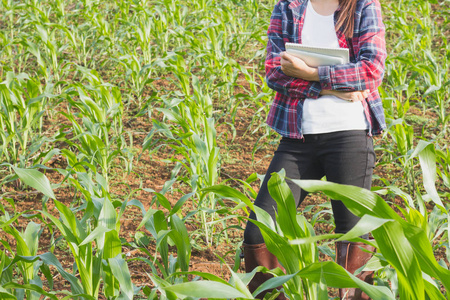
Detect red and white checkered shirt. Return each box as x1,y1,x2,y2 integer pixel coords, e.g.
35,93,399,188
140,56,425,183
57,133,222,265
265,0,387,138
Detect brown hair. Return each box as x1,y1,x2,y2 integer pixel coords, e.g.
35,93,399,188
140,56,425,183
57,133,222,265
335,0,357,38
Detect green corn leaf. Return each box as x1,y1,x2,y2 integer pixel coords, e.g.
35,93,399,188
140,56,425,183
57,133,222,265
297,261,394,299
299,179,450,290
423,274,446,300
0,286,16,300
336,214,392,242
267,171,304,240
266,170,318,295
101,228,121,297
12,166,55,200
238,266,264,287
0,209,34,230
23,221,41,256
253,272,298,298
109,255,134,300
249,218,299,274
417,143,445,211
207,147,219,185
124,199,147,217
137,208,158,231
202,184,254,210
149,274,178,300
0,250,12,280
402,225,450,292
170,271,229,285
155,193,172,210
290,214,389,246
42,203,93,295
39,263,53,291
372,222,424,299
228,268,254,299
169,215,191,272
79,225,112,246
291,180,402,222
170,192,194,216
53,200,80,239
155,230,171,275
99,197,118,231
3,226,30,257
2,283,58,300
292,180,429,299
145,210,168,239
253,205,277,232
38,149,61,165
163,281,248,299
103,230,122,260
289,233,341,246
40,210,79,244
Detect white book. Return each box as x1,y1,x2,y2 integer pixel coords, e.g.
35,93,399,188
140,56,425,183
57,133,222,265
285,42,349,67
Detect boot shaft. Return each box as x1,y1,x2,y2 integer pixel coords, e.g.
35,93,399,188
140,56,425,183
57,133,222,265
242,243,286,300
336,240,376,300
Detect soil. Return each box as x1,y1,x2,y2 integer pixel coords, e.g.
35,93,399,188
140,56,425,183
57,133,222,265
1,79,449,298
1,2,449,295
0,84,341,298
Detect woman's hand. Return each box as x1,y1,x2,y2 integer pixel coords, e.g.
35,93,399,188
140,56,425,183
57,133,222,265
320,89,370,102
280,52,319,81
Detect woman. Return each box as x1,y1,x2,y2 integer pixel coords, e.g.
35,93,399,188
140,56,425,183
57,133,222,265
242,0,386,299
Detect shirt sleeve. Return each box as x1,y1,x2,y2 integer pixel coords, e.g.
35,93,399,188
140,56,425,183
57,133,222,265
265,2,322,99
318,0,387,92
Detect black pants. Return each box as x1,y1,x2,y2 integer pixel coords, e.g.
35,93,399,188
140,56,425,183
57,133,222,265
243,130,375,245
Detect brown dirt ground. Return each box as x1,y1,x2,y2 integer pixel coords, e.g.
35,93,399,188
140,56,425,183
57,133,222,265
0,89,339,298
1,37,449,299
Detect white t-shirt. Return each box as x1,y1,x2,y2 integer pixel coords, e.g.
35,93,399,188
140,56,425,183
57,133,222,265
301,0,368,134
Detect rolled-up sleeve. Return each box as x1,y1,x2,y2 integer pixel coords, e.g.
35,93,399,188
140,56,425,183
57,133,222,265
318,0,387,92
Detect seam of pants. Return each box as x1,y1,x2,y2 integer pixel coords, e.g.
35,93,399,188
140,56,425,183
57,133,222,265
362,136,370,190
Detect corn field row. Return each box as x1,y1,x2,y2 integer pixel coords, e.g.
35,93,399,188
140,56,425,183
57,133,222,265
0,0,449,299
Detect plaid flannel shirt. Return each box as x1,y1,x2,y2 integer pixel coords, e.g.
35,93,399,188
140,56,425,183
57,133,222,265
265,0,387,138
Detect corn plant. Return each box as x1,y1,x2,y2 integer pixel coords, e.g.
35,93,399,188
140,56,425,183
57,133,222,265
385,121,416,191
413,51,449,130
1,221,46,300
113,54,155,108
134,192,255,300
190,171,393,299
204,139,449,299
129,18,155,65
143,53,224,245
10,165,138,299
0,0,449,299
436,147,450,191
0,196,49,299
52,23,96,67
60,67,126,185
33,23,67,83
0,168,90,299
0,72,54,172
287,142,449,299
146,103,220,245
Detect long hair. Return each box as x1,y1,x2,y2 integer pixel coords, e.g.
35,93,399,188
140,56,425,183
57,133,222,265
335,0,357,38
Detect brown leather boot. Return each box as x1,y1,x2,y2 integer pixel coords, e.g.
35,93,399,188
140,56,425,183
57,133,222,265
336,240,376,300
242,243,286,300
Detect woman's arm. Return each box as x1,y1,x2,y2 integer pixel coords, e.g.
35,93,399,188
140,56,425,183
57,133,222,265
265,2,322,99
280,52,370,102
318,0,387,91
320,89,370,102
279,52,319,81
